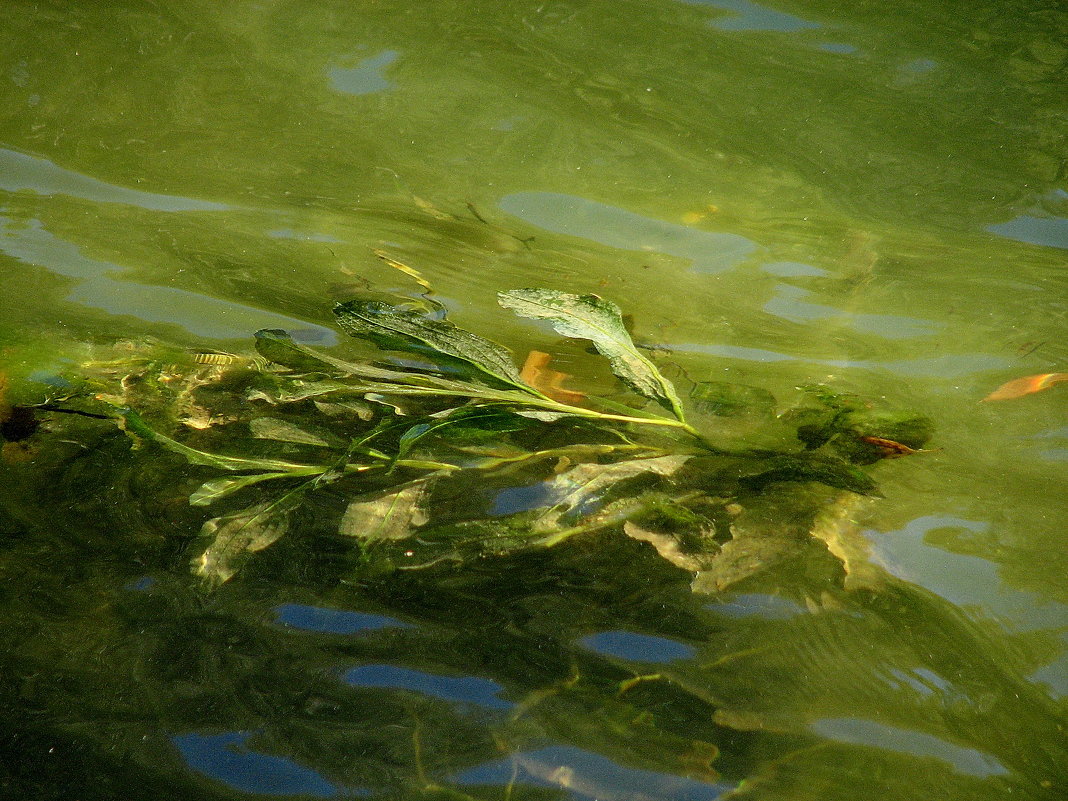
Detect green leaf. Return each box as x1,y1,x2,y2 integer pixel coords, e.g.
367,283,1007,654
339,480,431,541
255,329,465,389
247,378,353,404
118,409,320,473
193,500,291,585
333,297,532,392
249,416,344,448
498,289,685,421
190,471,319,506
690,528,805,594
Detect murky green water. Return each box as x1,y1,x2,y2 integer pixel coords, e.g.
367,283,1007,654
2,1,1066,799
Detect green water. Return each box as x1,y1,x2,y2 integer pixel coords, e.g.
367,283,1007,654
1,1,1066,799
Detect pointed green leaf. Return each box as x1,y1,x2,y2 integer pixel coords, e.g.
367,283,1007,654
255,328,445,384
498,289,685,421
190,471,319,506
333,298,531,391
118,409,320,472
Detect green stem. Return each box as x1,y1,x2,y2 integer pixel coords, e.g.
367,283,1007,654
348,383,708,441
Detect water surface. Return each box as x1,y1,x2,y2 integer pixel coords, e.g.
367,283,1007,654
2,1,1065,799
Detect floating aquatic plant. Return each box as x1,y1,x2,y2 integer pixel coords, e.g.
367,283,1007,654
48,282,931,587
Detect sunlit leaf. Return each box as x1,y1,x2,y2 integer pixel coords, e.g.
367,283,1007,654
339,479,431,541
247,378,353,404
499,289,685,420
806,491,886,591
624,521,720,572
249,416,344,448
334,297,532,391
313,398,375,420
690,529,805,594
193,501,291,585
533,455,692,533
189,470,319,506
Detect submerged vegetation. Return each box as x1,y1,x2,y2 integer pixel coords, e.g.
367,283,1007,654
7,278,1068,801
46,279,932,588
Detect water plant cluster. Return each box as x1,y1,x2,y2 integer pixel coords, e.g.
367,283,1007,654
63,283,931,588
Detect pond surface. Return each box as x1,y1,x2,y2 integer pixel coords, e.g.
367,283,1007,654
1,1,1066,799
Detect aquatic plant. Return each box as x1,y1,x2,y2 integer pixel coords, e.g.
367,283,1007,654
54,284,931,587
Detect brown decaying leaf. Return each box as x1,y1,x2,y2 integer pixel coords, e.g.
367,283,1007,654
858,435,920,458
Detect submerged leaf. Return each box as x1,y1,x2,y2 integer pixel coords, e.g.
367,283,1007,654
189,471,318,506
690,381,776,418
807,492,884,591
519,350,587,404
339,480,430,541
690,529,805,594
499,289,685,420
624,520,720,572
249,416,344,448
533,455,692,533
334,297,531,391
118,409,319,473
255,329,468,390
193,501,291,585
738,454,879,496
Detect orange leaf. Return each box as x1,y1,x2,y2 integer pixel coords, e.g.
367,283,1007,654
520,350,586,404
982,373,1068,401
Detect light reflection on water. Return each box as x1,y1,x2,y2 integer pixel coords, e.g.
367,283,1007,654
0,147,230,212
499,192,757,274
0,215,336,342
864,516,1068,631
810,718,1009,778
665,340,1013,377
343,665,514,710
274,603,412,634
580,630,697,663
173,732,343,797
